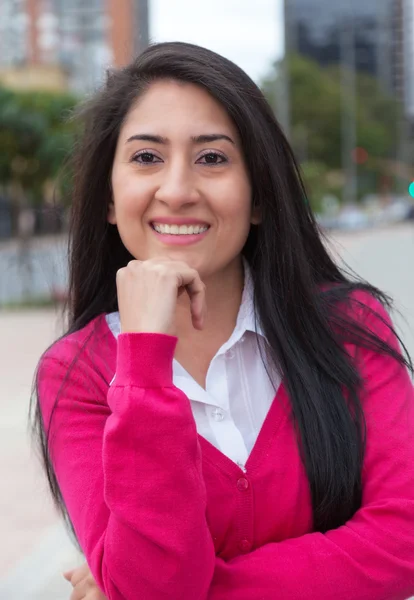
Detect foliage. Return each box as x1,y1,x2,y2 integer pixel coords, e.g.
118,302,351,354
299,161,332,213
261,54,404,206
0,86,77,207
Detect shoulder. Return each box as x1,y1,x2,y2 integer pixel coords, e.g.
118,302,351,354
38,314,117,388
36,314,116,428
323,285,395,341
348,289,392,327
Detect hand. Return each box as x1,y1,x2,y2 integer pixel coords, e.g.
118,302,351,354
63,562,107,599
116,258,207,335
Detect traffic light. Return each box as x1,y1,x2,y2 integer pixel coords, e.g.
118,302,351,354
351,147,369,165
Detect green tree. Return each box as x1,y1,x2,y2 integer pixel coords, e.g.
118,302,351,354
261,54,402,208
0,86,77,211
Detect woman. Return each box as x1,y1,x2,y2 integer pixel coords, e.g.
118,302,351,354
32,42,414,600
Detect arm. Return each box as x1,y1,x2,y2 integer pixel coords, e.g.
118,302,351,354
39,333,215,600
207,301,414,600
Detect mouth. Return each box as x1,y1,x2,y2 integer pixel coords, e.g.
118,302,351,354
150,222,210,236
150,222,211,246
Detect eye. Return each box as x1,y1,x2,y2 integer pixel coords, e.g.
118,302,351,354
196,152,227,165
131,151,162,164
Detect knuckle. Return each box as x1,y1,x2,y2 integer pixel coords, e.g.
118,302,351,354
190,268,202,282
152,263,170,276
127,260,139,269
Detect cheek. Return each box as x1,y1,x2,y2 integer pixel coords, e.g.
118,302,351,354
218,177,252,229
111,168,151,218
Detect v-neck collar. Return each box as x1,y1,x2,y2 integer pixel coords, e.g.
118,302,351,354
199,382,290,478
100,313,289,479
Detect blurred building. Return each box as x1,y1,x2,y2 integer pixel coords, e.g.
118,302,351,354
0,0,149,93
284,0,413,120
405,0,414,121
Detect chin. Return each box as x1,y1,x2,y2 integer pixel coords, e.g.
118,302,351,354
172,253,207,272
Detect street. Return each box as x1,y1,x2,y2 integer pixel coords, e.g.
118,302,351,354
0,223,413,599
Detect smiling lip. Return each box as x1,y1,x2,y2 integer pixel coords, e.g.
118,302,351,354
149,217,210,226
150,224,210,246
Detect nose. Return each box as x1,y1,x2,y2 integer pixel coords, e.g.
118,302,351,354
154,162,200,209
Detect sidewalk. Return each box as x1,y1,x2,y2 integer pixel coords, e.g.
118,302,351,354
0,523,80,599
0,309,80,599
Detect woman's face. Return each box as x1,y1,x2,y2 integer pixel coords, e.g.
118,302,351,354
110,79,258,279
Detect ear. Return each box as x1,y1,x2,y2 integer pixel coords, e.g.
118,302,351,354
250,204,261,225
107,199,117,225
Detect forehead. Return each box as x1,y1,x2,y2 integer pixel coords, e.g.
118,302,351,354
119,79,238,140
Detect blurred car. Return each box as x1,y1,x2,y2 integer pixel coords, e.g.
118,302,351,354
380,198,413,223
0,196,12,239
336,205,371,231
316,214,340,230
406,204,414,221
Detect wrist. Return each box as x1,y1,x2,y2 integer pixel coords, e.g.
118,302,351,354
113,332,178,387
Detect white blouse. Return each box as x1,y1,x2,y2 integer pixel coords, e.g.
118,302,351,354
106,265,280,470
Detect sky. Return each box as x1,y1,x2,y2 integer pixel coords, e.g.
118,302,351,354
150,0,284,84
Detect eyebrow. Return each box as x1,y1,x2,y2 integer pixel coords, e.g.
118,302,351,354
125,133,235,145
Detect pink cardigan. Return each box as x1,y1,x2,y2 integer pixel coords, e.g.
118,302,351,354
38,294,414,599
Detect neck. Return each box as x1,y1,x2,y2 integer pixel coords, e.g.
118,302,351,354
175,257,244,339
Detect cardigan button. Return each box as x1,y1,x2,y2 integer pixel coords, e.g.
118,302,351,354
237,477,249,491
239,538,252,553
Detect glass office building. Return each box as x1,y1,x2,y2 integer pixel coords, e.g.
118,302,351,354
284,0,410,109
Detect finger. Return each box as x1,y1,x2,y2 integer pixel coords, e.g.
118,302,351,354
161,262,206,329
70,587,83,600
185,278,207,330
63,570,74,581
68,576,90,600
66,563,90,587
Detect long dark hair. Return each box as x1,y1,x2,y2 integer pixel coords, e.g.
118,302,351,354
31,41,411,535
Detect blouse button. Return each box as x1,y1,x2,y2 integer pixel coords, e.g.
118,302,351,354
226,349,235,359
236,477,249,491
211,408,225,422
239,538,252,553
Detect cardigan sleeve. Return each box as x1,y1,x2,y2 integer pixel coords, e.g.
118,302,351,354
207,299,414,600
38,332,215,600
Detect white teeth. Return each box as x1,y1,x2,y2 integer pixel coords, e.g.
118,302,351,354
153,223,209,235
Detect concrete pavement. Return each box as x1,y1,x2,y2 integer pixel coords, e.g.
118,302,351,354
0,310,80,599
325,224,414,357
1,223,413,599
